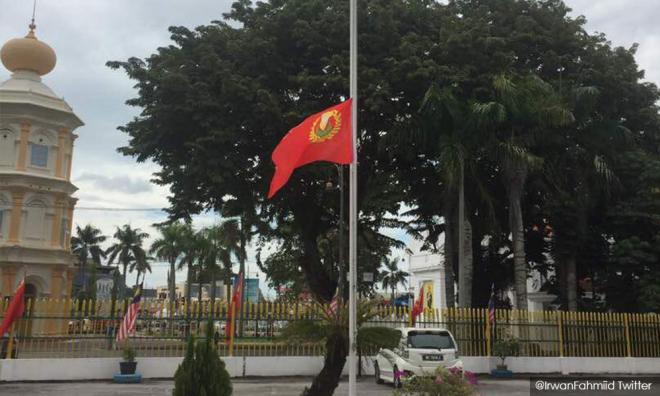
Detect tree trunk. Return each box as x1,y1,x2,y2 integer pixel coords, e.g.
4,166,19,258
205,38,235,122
226,272,232,305
293,203,337,302
80,257,87,297
460,215,473,307
458,161,472,308
301,333,348,396
108,270,119,350
443,194,456,308
239,222,246,337
169,257,176,320
566,256,578,311
507,166,528,310
186,261,193,318
198,272,203,303
300,232,337,301
211,270,217,305
122,262,128,299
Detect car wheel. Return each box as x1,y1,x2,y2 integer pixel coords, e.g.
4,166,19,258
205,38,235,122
374,361,384,384
393,365,402,389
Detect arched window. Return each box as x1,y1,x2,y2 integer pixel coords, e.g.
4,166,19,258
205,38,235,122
23,198,47,241
0,128,16,167
29,131,55,169
0,193,9,240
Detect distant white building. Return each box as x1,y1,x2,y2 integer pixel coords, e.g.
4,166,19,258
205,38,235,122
408,252,446,309
407,237,555,311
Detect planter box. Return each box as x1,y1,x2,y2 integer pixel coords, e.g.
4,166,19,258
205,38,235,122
491,369,513,378
119,361,137,375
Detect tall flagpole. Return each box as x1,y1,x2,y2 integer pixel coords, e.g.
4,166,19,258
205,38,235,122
348,0,358,393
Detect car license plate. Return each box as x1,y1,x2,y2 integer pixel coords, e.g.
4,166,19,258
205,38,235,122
423,354,443,361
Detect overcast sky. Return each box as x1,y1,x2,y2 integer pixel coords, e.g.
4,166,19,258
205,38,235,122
1,0,659,293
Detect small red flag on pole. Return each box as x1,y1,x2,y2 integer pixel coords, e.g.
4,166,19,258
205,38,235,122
268,99,353,198
0,279,26,337
410,287,424,327
226,271,244,349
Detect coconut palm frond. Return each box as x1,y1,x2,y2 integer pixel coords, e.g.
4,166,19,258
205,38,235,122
497,141,543,170
573,86,600,101
472,102,506,127
541,105,575,127
438,140,465,187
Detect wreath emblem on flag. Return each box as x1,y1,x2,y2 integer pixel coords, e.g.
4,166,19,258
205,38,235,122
309,110,341,143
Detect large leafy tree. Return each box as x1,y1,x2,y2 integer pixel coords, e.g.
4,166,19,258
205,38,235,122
108,1,446,393
107,0,660,391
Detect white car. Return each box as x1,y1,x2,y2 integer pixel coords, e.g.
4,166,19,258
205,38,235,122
373,327,463,387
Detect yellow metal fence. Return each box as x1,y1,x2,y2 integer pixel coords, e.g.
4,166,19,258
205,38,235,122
1,298,659,359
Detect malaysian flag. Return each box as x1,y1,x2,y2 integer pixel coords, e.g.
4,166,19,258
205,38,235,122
487,283,496,324
324,289,340,318
225,272,244,344
116,285,142,343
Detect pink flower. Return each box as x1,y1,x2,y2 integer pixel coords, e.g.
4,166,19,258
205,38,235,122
434,375,444,385
394,370,406,380
464,370,478,385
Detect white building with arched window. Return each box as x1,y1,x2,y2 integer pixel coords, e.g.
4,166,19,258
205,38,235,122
0,22,82,301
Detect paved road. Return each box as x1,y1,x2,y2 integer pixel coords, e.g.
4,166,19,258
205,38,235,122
0,377,531,395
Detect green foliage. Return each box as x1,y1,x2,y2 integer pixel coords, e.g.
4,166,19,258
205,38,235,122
173,322,232,396
122,345,136,362
280,300,401,354
379,257,409,301
394,367,476,396
71,224,107,298
493,336,520,367
106,225,149,298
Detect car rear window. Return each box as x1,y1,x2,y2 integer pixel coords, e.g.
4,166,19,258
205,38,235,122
407,331,455,349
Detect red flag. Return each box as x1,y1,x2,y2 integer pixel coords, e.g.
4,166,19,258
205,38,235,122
411,287,424,326
0,280,26,336
268,99,353,198
225,272,244,343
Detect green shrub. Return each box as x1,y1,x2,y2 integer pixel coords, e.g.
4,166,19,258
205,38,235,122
173,321,232,396
493,336,520,367
122,345,136,362
394,367,476,396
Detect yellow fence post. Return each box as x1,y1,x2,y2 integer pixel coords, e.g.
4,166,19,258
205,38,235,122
485,308,491,357
623,313,632,357
557,311,564,357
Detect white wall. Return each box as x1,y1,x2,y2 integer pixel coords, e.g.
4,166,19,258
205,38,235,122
2,356,659,381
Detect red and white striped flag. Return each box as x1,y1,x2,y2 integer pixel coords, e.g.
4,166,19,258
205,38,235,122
116,285,142,343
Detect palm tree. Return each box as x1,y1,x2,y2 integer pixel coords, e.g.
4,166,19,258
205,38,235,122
150,222,186,315
474,74,573,310
130,255,153,286
379,258,409,303
545,86,622,311
178,225,204,316
280,300,401,396
71,224,107,298
199,225,233,304
416,84,485,308
105,225,149,299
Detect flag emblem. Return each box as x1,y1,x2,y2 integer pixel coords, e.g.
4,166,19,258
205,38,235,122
267,99,353,198
309,110,341,143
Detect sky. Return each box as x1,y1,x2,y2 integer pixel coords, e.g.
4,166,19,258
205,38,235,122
1,0,659,294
